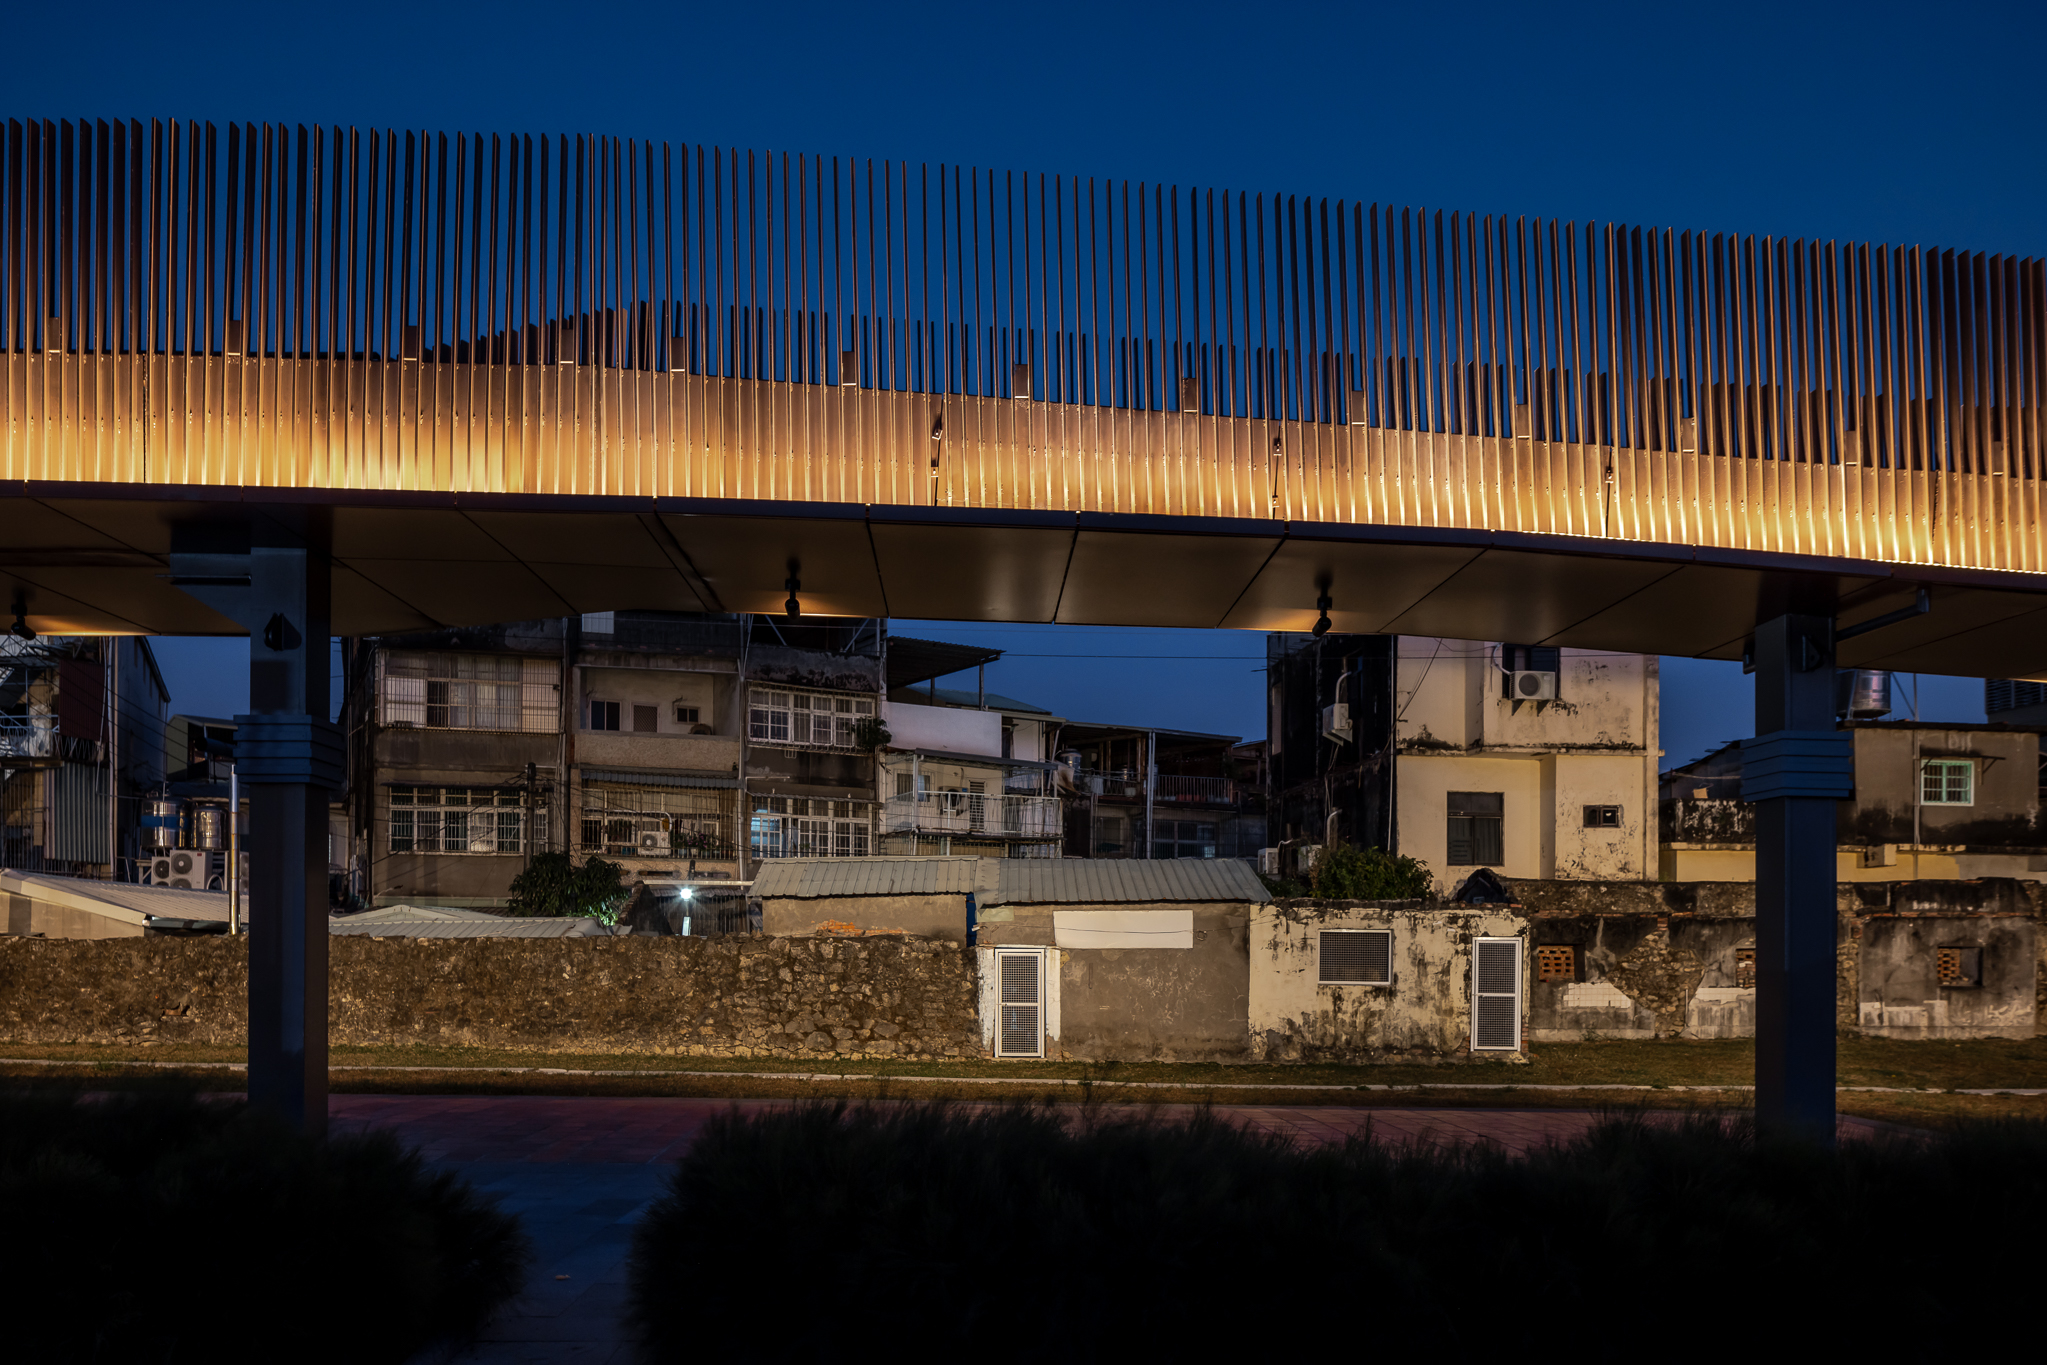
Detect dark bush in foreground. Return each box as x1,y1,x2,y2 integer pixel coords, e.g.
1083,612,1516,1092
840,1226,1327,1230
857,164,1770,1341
631,1101,2046,1360
0,1085,529,1364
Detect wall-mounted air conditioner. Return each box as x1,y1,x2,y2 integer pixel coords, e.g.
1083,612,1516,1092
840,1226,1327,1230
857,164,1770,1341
637,830,668,855
1320,702,1352,744
1510,670,1557,701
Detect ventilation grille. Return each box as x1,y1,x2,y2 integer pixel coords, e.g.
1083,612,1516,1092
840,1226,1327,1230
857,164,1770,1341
1735,948,1756,990
1535,946,1575,982
1472,938,1522,1051
1936,946,1982,988
1319,930,1392,984
997,952,1043,1057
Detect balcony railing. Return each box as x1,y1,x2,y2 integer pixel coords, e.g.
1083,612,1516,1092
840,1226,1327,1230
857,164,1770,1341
883,791,1062,840
1076,771,1238,805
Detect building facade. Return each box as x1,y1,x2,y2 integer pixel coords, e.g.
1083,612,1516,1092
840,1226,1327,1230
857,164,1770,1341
0,634,169,881
341,612,886,910
1661,720,2047,882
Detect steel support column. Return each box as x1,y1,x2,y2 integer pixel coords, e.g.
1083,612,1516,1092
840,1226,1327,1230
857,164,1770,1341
1746,614,1851,1144
170,533,336,1134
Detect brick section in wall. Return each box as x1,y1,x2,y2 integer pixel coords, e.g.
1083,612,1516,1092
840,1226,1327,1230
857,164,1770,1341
0,935,981,1060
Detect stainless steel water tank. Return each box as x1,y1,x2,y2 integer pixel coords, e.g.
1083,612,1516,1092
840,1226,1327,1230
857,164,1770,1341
1835,668,1892,719
142,798,182,850
192,804,228,850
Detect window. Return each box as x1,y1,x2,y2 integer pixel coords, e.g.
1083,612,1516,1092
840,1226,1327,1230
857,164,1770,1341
1582,805,1621,828
1471,937,1523,1051
389,785,536,855
577,782,735,860
1156,820,1218,859
589,700,621,731
1447,791,1504,866
1936,946,1982,988
1920,759,1973,806
381,652,557,733
1320,929,1392,985
632,704,658,734
747,688,876,748
674,705,700,725
749,796,873,860
581,612,615,635
1535,945,1577,982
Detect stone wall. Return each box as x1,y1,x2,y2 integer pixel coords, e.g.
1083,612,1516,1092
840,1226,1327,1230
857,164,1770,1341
0,933,980,1059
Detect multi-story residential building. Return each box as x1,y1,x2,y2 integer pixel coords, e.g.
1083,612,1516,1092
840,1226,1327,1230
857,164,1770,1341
0,634,169,880
879,637,1065,857
341,612,885,909
1057,719,1256,860
1264,633,1660,890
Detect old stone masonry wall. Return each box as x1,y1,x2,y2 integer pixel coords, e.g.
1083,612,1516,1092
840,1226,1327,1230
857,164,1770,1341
0,934,982,1059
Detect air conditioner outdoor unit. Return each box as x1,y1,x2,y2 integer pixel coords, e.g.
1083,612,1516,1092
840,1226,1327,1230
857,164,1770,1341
1510,670,1557,701
1257,848,1280,877
154,849,199,889
1320,702,1352,744
637,830,668,855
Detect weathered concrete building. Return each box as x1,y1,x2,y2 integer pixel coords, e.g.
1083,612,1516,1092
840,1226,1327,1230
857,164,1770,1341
1660,721,2047,883
1394,640,1660,891
340,612,888,909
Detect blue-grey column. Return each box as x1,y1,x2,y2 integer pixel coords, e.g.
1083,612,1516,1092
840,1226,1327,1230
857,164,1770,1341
1744,614,1850,1144
171,534,337,1134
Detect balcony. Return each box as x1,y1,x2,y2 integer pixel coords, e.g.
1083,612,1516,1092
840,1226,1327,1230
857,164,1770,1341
883,791,1062,840
0,715,56,761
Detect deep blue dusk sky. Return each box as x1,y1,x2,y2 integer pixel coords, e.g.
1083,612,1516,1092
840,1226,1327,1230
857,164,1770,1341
34,0,2039,764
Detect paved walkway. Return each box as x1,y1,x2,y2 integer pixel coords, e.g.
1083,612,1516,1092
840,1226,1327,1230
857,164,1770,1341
351,1096,1891,1364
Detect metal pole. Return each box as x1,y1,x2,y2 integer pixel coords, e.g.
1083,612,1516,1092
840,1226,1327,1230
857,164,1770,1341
1144,729,1156,859
1746,613,1849,1144
228,761,240,934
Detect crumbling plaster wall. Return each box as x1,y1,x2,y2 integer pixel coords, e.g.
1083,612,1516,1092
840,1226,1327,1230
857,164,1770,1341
1248,898,1527,1061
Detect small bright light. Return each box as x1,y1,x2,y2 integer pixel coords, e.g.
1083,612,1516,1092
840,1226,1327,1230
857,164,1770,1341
681,887,695,900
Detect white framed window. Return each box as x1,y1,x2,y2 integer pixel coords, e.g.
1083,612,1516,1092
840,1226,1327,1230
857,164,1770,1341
1319,929,1392,985
747,687,875,749
995,949,1045,1058
1920,759,1974,806
1471,937,1523,1051
381,652,557,733
749,796,872,860
389,785,539,855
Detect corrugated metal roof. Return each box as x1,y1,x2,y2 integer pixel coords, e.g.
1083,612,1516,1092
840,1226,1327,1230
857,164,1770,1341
0,869,228,924
748,856,1268,905
329,917,608,938
994,858,1269,905
751,856,994,899
346,905,507,922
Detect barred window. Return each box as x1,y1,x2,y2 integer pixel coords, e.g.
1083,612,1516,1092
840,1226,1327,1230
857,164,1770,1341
750,796,872,860
747,688,875,748
1920,759,1973,806
381,652,558,733
389,785,538,854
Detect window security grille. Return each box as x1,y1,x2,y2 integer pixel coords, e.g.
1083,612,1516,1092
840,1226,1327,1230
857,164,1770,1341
1447,792,1505,866
996,951,1044,1058
1920,760,1973,806
632,705,659,733
1534,945,1576,982
747,688,876,748
1319,929,1392,985
578,782,735,860
1471,938,1523,1051
390,786,537,855
381,653,558,733
1936,946,1983,988
748,797,873,860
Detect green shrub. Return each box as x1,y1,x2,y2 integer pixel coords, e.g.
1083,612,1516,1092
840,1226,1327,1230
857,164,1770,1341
505,850,629,922
1310,838,1434,899
629,1100,2046,1360
0,1085,529,1364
